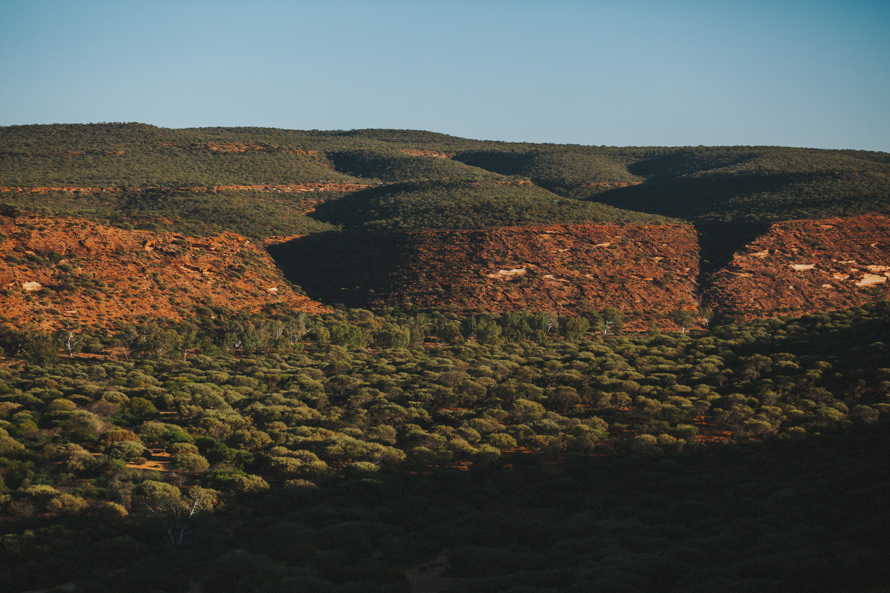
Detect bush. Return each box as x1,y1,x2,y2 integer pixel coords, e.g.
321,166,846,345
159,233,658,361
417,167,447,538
105,440,148,461
172,452,210,474
47,493,88,514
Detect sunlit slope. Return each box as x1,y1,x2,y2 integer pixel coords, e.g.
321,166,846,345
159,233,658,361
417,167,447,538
453,147,643,199
0,213,329,330
0,123,362,187
323,147,498,183
706,213,890,319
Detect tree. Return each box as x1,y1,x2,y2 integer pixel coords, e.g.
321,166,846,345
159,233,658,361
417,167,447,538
105,440,148,461
120,397,159,423
23,331,58,365
135,480,215,545
601,308,625,336
510,398,546,424
563,316,590,341
669,310,697,333
550,386,581,414
142,326,184,360
172,452,210,474
475,319,503,345
60,329,82,358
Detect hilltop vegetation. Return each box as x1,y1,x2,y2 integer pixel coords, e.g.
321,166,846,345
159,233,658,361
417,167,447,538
453,146,642,195
0,124,361,188
3,124,889,236
595,169,890,222
311,179,670,232
324,148,497,183
0,188,342,239
455,144,890,220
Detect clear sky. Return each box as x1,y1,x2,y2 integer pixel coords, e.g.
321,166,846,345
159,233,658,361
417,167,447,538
2,0,888,151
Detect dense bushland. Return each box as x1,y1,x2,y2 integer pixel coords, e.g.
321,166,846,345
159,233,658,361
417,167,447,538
1,188,341,239
4,124,889,232
310,180,671,231
593,170,890,222
0,304,888,591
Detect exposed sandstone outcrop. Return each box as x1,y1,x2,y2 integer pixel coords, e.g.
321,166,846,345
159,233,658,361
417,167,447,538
5,210,888,332
707,214,890,319
272,223,702,328
0,214,328,330
0,182,373,195
388,224,701,319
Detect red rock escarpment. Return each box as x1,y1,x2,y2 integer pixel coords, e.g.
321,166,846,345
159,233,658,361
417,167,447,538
0,214,329,330
707,214,890,319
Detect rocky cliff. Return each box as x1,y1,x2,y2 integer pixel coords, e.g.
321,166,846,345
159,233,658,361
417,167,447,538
707,214,890,319
0,214,328,329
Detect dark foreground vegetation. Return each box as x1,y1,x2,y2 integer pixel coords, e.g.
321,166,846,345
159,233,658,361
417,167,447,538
1,304,889,592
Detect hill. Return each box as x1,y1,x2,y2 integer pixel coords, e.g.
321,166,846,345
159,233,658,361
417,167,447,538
707,213,890,319
1,124,890,593
0,213,328,330
5,124,888,229
309,179,670,232
6,125,888,225
2,123,890,324
271,223,700,324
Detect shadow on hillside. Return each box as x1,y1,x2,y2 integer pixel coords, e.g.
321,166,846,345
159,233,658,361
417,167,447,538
588,175,791,221
587,179,773,288
308,185,385,230
267,231,412,308
272,219,773,313
624,149,755,179
694,220,772,279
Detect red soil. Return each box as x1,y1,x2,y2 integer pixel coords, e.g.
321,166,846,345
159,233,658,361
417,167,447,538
584,181,643,189
4,207,888,333
379,223,701,326
400,149,456,159
0,214,329,330
707,213,890,319
0,182,374,195
126,448,173,472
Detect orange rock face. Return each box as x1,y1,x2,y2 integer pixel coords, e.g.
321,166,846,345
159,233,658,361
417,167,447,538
399,149,456,158
388,224,701,318
4,209,887,332
0,215,328,330
707,214,890,319
272,223,702,328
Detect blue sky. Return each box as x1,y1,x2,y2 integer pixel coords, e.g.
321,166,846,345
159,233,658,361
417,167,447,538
2,0,888,150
